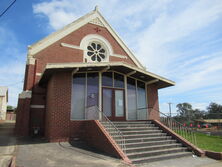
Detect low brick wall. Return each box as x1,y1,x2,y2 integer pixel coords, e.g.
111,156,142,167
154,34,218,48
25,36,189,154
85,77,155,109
84,120,131,164
205,150,222,160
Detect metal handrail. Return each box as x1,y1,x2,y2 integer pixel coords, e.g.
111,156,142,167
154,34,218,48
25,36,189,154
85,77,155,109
85,106,126,153
134,106,197,145
159,111,197,146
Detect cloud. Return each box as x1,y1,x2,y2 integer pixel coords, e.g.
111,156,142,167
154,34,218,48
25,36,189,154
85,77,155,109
33,0,79,30
32,0,222,108
0,26,26,107
136,0,222,74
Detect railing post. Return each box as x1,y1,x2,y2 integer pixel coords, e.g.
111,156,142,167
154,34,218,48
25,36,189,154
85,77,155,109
87,105,126,153
159,111,197,146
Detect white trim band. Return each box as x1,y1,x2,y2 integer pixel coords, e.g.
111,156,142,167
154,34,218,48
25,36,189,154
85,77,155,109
36,73,42,76
61,42,127,60
61,43,81,50
26,57,35,65
111,54,127,59
19,91,32,99
30,105,45,109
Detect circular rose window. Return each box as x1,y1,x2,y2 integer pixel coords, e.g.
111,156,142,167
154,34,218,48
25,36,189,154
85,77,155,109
87,42,106,62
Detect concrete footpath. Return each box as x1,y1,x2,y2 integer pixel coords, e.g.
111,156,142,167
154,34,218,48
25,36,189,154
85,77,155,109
140,156,222,167
0,121,16,167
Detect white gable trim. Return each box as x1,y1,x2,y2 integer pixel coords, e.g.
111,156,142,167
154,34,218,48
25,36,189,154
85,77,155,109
61,42,127,59
28,9,144,69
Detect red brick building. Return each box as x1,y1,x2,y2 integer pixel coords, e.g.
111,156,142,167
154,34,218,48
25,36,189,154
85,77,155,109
15,8,178,161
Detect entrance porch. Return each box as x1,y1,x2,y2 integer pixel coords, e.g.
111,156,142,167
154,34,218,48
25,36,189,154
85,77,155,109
40,62,173,122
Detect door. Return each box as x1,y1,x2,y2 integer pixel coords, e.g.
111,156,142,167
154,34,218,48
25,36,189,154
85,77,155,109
102,88,125,121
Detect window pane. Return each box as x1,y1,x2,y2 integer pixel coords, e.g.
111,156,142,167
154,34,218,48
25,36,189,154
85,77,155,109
137,81,146,108
72,73,86,119
127,77,137,120
103,89,112,117
114,73,124,88
115,90,124,117
87,73,99,107
137,81,147,120
102,72,113,87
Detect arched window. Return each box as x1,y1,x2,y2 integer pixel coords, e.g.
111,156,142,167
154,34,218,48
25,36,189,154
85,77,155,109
87,41,107,62
80,34,113,63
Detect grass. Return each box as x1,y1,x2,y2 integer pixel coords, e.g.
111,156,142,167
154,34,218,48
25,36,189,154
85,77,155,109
195,132,222,152
175,130,222,152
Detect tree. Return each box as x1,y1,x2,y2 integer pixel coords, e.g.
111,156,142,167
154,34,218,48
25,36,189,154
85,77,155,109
206,102,222,119
7,105,14,110
193,109,205,119
176,103,193,117
176,103,205,123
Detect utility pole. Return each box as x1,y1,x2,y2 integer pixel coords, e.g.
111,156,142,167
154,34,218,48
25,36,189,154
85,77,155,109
168,102,172,117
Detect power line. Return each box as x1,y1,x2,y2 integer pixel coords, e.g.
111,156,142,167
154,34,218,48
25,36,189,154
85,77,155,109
0,0,16,18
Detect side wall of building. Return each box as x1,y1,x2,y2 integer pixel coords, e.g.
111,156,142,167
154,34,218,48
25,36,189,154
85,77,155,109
46,71,71,141
0,96,7,120
15,97,31,136
147,83,160,120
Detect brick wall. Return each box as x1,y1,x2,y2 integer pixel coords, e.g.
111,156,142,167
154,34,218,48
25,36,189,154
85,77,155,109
147,83,160,120
34,23,136,70
84,120,122,158
45,71,72,141
23,64,35,91
15,98,31,136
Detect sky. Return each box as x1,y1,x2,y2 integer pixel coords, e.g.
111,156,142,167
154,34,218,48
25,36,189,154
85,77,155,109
0,0,222,114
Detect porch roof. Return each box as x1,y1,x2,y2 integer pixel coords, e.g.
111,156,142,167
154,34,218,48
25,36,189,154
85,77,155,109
39,62,175,89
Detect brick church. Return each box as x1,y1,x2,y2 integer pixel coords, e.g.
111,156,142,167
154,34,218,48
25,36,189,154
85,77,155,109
16,7,200,164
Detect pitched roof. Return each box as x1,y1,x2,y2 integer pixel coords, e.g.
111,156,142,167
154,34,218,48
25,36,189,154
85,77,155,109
28,8,144,69
0,86,8,96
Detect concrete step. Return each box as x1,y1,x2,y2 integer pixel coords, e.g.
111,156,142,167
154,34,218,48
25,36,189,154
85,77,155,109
116,136,173,143
112,124,157,128
118,127,161,132
127,147,188,158
102,122,154,127
112,121,152,124
123,140,178,148
113,124,155,128
121,130,162,135
105,127,159,133
125,143,183,153
131,151,192,164
107,128,162,133
115,133,167,139
101,121,151,125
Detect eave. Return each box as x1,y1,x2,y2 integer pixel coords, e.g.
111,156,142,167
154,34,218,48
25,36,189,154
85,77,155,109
39,62,175,89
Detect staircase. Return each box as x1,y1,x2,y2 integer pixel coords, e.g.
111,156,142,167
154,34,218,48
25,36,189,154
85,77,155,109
102,121,192,164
